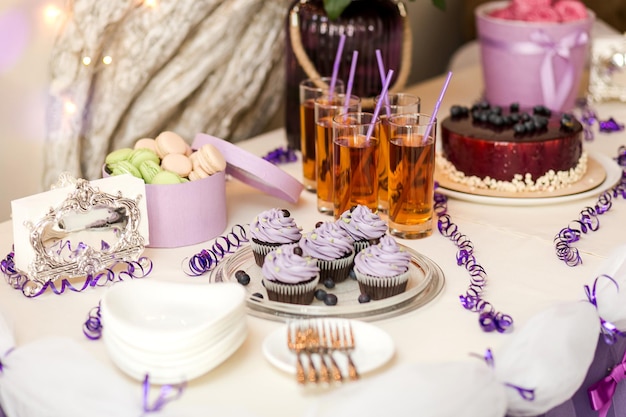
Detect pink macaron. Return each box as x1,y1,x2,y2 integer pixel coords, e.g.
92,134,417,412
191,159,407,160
161,153,193,178
155,131,191,159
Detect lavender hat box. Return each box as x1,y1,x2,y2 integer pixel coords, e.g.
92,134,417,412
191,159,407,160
102,163,227,249
475,1,594,112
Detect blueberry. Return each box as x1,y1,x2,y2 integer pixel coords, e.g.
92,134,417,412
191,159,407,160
323,293,338,306
533,105,551,117
533,116,548,129
509,113,520,124
450,105,468,118
488,113,504,126
252,292,264,299
350,206,357,212
491,105,502,115
281,209,291,217
349,269,357,280
509,102,520,113
478,100,490,109
478,111,489,123
323,278,335,289
358,293,371,304
235,270,250,285
513,123,526,135
315,289,327,300
293,246,303,256
561,113,575,130
520,112,531,122
315,221,324,228
523,120,536,132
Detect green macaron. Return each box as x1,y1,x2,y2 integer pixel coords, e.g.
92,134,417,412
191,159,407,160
150,170,183,185
129,148,160,168
104,148,133,165
138,160,162,183
108,160,142,179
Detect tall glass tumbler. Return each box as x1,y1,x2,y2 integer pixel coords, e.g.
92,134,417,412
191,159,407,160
374,93,421,214
387,113,436,239
299,78,344,192
314,94,361,214
332,111,380,218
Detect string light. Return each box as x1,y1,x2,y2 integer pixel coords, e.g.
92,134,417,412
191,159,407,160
82,56,92,66
102,55,112,65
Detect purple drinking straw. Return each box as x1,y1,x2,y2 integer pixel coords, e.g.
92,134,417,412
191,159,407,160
342,50,359,115
375,49,391,118
329,34,346,99
366,69,394,141
422,71,453,144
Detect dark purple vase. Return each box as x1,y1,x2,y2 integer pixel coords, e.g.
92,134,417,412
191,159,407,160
284,0,409,149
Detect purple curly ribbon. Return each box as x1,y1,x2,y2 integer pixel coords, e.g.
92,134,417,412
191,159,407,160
83,302,103,340
473,348,536,401
1,249,153,297
184,224,248,276
435,189,513,333
584,274,626,345
555,148,626,266
262,147,297,165
143,374,185,413
575,99,624,141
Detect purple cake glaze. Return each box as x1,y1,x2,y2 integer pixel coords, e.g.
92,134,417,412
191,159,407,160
337,205,387,242
249,208,302,244
300,222,354,261
354,235,411,277
261,244,319,284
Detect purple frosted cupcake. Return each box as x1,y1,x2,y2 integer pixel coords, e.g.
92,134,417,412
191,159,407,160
354,235,411,300
337,205,387,253
249,208,302,267
261,244,320,305
299,221,355,283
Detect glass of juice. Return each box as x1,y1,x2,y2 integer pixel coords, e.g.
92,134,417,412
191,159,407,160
387,113,436,239
331,111,380,218
314,94,360,215
374,93,420,215
299,78,344,192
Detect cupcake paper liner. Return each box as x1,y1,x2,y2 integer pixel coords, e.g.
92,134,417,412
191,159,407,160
263,275,320,305
250,238,284,267
316,251,355,283
355,269,410,300
353,237,381,254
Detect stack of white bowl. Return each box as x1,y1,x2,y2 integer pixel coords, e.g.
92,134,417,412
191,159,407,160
100,280,247,385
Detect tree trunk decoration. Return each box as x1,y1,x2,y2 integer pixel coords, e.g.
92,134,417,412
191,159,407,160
43,0,290,189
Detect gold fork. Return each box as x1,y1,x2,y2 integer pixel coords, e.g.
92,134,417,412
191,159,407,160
298,323,318,383
320,321,343,383
306,323,329,383
337,321,359,381
287,322,305,384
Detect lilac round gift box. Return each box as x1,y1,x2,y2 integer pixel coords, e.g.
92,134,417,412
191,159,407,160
102,165,227,248
143,171,227,248
475,1,594,112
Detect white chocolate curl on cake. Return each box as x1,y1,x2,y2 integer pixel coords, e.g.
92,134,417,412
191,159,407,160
435,152,588,193
42,0,291,189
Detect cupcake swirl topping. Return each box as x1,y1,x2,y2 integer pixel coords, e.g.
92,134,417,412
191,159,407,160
250,208,302,244
262,244,320,284
337,205,387,241
300,222,354,261
355,235,411,277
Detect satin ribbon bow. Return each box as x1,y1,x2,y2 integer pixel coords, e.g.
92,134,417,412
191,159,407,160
480,28,588,110
529,29,588,111
588,350,626,417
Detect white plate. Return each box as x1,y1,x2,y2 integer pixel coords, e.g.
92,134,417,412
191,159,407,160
262,318,394,376
435,152,622,206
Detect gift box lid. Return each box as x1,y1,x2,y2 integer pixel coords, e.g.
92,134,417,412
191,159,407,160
192,133,303,203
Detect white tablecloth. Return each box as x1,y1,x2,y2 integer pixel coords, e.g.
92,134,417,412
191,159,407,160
1,65,626,417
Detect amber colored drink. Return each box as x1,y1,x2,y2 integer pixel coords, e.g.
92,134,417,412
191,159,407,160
300,99,316,190
316,116,334,214
387,134,435,238
333,134,379,218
